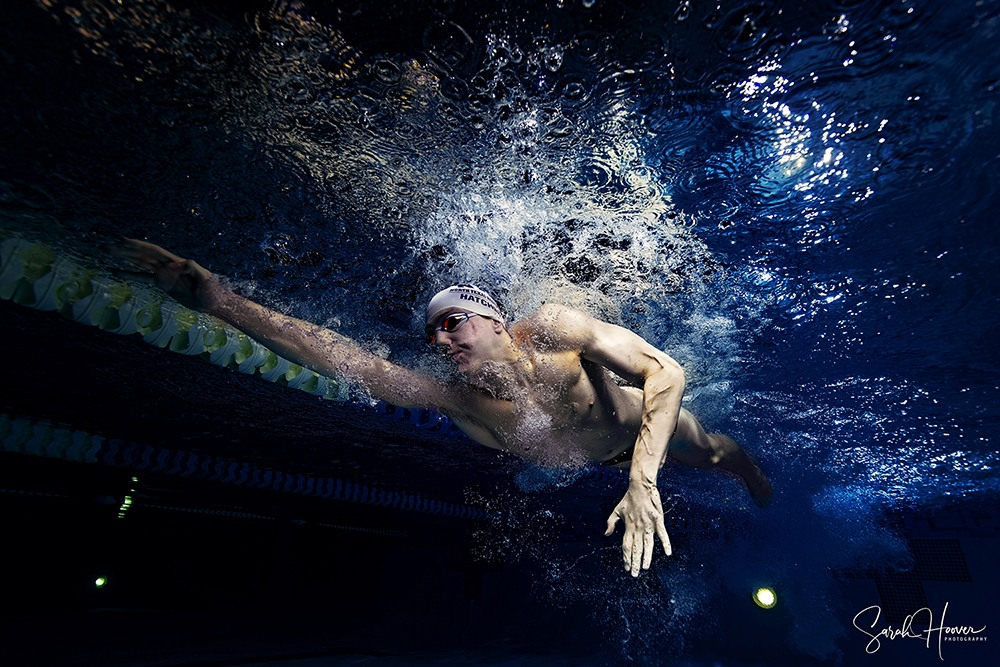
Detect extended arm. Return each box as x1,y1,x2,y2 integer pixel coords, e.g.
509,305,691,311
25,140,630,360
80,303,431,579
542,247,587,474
111,238,454,410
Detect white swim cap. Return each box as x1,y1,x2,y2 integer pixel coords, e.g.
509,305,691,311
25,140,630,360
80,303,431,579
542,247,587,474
426,285,504,324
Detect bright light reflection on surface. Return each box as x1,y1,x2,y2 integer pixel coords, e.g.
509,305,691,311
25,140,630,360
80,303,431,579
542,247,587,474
753,587,777,608
734,57,862,204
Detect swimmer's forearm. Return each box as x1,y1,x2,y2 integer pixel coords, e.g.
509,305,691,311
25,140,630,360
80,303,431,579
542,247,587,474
630,365,685,486
205,284,371,377
113,239,405,397
205,284,448,409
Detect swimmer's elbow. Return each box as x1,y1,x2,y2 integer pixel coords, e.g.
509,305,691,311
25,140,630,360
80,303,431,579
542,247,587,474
666,364,685,392
647,356,685,393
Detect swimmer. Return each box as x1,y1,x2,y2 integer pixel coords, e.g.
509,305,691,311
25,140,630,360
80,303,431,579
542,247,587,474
112,238,773,577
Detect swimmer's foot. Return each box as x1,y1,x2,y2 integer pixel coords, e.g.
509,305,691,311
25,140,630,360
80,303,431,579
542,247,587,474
710,434,774,509
744,462,774,509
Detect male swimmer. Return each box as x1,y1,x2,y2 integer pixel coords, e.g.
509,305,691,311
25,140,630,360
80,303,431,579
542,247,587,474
113,238,773,576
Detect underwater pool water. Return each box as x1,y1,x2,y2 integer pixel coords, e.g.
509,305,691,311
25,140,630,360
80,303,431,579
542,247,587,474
1,0,998,665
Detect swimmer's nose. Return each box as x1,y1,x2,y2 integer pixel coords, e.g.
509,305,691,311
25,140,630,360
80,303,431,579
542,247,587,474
426,328,446,347
430,330,453,350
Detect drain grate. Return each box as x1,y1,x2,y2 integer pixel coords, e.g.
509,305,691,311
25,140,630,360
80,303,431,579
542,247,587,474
874,570,930,624
909,538,972,582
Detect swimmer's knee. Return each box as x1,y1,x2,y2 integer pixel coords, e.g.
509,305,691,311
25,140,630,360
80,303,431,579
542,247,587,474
672,409,700,442
669,429,714,469
706,434,746,468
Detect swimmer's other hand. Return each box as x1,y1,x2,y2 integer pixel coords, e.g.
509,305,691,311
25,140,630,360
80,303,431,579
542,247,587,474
109,238,221,312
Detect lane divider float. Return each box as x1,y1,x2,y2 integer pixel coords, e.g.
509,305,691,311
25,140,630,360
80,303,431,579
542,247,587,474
0,236,464,436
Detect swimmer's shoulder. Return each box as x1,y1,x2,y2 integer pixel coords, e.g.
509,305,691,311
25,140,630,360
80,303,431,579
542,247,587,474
510,303,596,352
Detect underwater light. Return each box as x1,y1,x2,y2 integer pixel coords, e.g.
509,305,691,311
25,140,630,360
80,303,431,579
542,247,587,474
753,587,776,608
94,577,107,589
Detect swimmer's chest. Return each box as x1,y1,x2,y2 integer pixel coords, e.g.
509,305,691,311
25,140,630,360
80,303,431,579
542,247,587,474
527,349,604,420
460,350,610,442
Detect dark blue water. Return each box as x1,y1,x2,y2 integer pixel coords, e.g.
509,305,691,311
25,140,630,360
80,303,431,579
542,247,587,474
1,0,998,665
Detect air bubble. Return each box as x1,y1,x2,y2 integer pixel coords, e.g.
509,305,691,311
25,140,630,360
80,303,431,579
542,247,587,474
372,59,401,85
675,1,692,22
277,76,314,104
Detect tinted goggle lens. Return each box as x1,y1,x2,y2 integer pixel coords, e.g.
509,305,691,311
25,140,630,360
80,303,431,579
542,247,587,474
425,314,477,344
440,315,465,331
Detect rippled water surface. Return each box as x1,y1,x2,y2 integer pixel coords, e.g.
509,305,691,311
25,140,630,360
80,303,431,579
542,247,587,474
2,0,999,665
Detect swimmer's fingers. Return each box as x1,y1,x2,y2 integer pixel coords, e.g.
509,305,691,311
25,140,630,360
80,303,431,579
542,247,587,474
620,522,644,577
606,504,640,576
620,513,649,577
604,507,621,536
110,268,159,285
110,257,201,287
641,526,654,572
607,491,662,576
621,528,635,573
109,238,186,269
110,240,209,282
636,510,665,574
119,237,184,262
630,530,643,577
108,247,159,273
109,239,215,311
605,506,629,569
656,513,672,557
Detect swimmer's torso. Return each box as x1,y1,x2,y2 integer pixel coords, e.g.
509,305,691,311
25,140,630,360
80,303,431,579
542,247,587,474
446,333,644,466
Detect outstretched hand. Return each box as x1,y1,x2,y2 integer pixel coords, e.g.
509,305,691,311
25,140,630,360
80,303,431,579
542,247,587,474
109,238,219,312
605,481,672,577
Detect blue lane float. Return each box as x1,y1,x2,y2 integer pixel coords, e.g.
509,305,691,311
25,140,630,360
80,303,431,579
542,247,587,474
0,413,492,521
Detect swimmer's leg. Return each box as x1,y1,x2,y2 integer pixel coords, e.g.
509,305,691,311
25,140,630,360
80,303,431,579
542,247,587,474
667,408,773,508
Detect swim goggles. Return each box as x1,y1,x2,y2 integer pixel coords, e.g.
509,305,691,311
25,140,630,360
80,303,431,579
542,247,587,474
425,312,483,345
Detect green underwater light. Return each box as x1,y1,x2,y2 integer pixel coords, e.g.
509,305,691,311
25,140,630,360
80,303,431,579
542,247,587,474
753,587,776,609
94,577,107,589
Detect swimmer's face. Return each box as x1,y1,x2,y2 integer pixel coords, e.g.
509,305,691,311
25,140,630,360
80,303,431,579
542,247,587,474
426,308,498,374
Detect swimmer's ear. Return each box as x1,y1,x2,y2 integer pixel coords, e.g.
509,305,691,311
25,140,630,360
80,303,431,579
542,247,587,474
490,318,505,334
